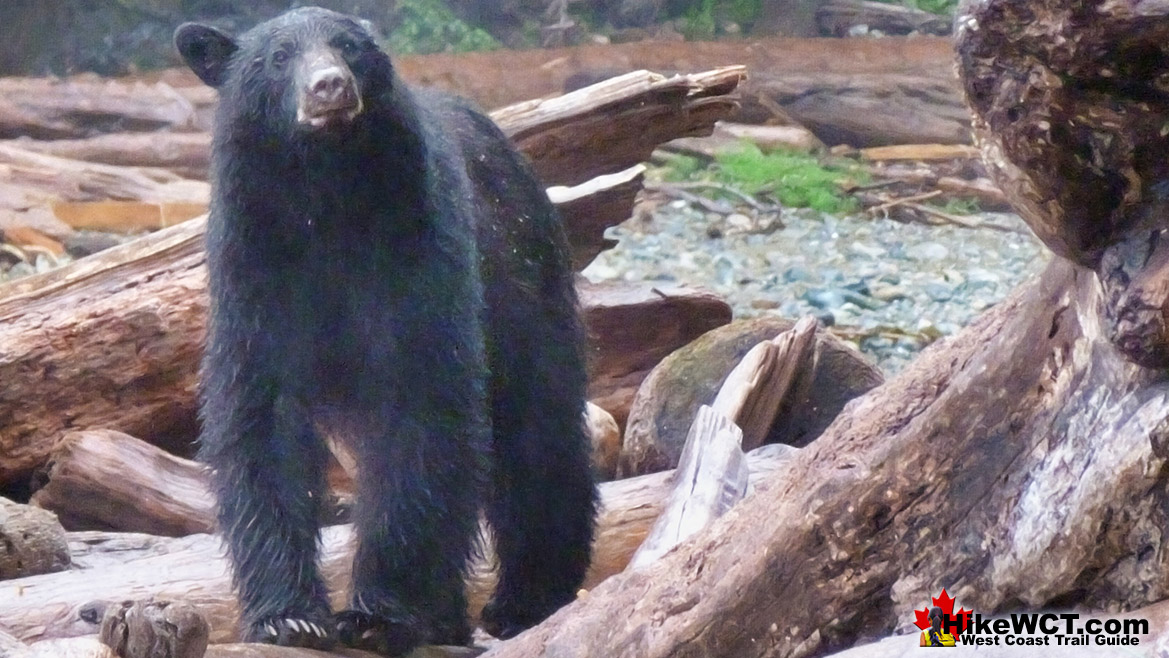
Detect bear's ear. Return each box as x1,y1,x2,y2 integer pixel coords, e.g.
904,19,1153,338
174,23,238,88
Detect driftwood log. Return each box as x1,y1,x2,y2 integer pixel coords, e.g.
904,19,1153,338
29,429,215,536
0,37,962,150
0,67,744,488
0,448,791,645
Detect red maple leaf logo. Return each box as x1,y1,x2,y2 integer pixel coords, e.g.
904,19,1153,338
913,588,971,634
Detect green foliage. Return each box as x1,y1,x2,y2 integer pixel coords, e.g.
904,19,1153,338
713,143,863,214
680,0,717,40
725,0,762,28
677,0,761,38
386,0,500,55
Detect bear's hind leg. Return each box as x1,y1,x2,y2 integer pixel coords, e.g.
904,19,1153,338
481,335,597,639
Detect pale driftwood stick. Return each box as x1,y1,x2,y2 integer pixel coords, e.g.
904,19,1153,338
627,406,747,569
30,430,214,536
629,319,817,567
0,497,71,579
711,316,818,451
0,449,791,645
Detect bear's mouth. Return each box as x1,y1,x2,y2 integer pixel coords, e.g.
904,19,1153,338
298,93,364,129
298,104,363,128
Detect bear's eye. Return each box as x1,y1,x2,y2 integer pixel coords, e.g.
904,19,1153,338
339,39,361,57
270,48,292,68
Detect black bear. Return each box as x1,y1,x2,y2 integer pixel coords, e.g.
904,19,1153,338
174,7,596,655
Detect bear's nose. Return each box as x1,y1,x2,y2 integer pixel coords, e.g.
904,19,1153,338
310,67,349,102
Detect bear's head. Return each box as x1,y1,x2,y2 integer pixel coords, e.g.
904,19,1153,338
175,8,394,136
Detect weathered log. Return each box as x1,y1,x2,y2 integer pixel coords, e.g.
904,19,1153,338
30,430,214,536
1,133,212,179
0,76,202,140
579,281,732,431
749,72,971,147
0,219,209,484
0,498,70,579
495,67,744,188
0,448,791,644
29,414,617,534
482,255,1169,658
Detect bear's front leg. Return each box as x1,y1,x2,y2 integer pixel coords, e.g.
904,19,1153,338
201,373,335,649
337,399,488,656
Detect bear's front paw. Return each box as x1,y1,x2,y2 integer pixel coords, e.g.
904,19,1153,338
245,614,335,650
480,599,542,640
336,609,423,656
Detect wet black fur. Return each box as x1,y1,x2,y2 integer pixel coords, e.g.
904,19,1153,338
177,7,596,654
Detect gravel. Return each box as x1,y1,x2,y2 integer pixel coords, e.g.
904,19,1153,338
582,200,1050,374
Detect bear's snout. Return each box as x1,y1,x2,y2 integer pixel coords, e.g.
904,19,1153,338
296,49,362,128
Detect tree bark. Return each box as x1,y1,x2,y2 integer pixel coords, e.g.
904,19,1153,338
0,449,791,644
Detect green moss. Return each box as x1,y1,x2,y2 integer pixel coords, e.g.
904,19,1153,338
713,143,864,214
387,0,500,55
936,197,981,215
